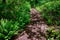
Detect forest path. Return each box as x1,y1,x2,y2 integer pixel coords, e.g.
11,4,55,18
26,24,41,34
14,8,48,40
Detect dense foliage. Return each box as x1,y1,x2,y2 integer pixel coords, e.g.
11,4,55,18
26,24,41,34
36,0,60,25
0,0,30,40
0,19,19,40
0,0,60,40
47,26,60,40
35,0,60,40
0,0,30,28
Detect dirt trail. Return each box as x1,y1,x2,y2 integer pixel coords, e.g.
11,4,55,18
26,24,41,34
13,8,48,40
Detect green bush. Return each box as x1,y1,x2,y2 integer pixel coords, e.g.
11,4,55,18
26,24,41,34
0,0,31,40
36,0,60,25
26,0,58,7
0,0,30,29
0,19,19,40
47,27,60,40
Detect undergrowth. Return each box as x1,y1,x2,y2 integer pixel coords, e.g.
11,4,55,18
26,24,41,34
0,0,60,40
0,0,30,40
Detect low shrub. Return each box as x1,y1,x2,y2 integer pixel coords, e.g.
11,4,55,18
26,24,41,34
47,26,60,40
36,0,60,25
0,0,31,29
0,19,19,40
0,0,30,40
26,0,58,7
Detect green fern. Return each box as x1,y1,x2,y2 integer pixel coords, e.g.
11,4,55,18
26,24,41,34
0,19,19,40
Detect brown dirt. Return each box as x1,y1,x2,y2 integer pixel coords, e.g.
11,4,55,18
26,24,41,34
13,8,48,40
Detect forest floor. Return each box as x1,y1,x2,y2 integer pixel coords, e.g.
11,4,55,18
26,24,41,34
12,8,48,40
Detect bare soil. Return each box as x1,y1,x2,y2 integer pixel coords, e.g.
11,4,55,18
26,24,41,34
12,8,48,40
